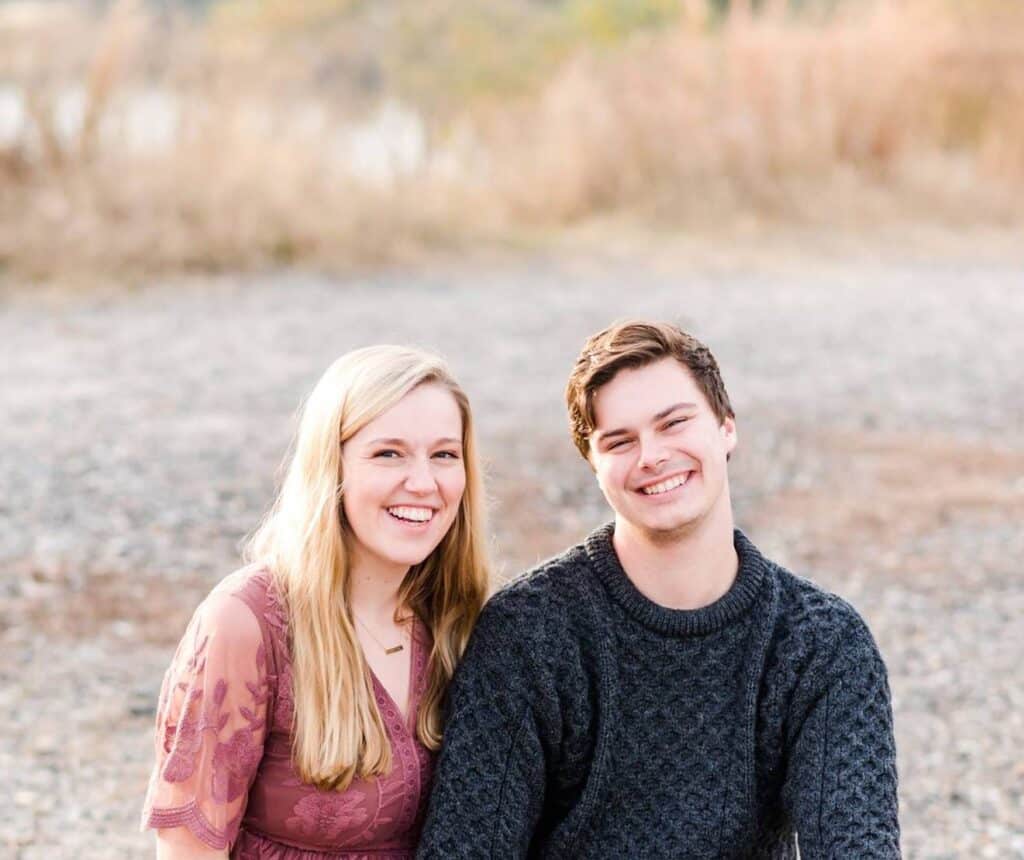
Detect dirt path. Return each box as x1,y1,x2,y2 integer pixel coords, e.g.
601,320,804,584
2,250,1022,858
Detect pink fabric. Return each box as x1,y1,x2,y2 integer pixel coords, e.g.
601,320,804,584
142,566,435,859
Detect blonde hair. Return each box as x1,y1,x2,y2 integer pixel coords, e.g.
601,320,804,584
245,345,490,790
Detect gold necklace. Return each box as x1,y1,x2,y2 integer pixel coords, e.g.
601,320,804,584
353,614,407,655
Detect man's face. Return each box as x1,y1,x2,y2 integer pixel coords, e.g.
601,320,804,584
588,358,737,540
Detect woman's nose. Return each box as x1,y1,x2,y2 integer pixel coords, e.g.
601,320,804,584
403,457,437,492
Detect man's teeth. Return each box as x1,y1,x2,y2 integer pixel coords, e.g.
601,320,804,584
641,474,689,495
388,506,434,522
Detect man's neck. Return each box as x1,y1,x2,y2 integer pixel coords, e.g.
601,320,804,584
611,509,738,611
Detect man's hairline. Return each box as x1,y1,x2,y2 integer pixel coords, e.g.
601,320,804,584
578,354,731,457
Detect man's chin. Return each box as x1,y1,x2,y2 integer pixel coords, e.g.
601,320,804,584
622,510,702,544
649,522,699,544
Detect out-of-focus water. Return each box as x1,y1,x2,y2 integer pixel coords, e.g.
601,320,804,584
0,83,427,182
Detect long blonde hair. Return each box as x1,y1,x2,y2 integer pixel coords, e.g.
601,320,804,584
245,345,490,790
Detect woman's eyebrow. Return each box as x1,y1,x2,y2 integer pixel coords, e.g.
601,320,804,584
365,437,407,447
365,436,462,446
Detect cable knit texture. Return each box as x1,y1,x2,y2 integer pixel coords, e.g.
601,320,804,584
417,525,900,859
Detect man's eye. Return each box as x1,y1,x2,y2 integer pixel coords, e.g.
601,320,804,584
607,439,630,451
665,417,689,429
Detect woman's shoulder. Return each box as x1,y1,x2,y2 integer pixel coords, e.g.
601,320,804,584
195,563,287,643
210,560,274,598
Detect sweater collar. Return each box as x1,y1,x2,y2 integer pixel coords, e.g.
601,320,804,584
584,522,767,636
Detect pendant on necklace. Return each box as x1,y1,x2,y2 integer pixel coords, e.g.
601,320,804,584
385,644,404,655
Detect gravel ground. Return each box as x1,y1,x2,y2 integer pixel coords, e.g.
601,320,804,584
2,245,1023,858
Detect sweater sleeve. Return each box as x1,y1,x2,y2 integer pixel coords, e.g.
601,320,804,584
417,590,554,859
782,612,901,859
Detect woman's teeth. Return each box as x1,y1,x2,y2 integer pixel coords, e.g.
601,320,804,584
387,506,434,522
641,474,689,495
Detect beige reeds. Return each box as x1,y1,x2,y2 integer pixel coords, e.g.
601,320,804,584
482,0,987,222
79,0,145,162
1,0,1022,281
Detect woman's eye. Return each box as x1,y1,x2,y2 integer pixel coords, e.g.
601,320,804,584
374,449,401,458
434,450,461,460
607,439,630,451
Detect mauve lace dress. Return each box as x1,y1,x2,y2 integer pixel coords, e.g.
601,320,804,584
141,566,435,859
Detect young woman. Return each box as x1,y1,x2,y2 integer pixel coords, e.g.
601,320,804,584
141,345,490,859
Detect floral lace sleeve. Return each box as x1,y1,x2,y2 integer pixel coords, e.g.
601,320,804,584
141,589,270,851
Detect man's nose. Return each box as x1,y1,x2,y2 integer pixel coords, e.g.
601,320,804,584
636,435,670,470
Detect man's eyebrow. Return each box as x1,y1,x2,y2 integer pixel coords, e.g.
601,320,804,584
593,402,698,445
593,427,631,444
654,402,697,420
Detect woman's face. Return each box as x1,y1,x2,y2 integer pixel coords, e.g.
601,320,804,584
341,383,467,578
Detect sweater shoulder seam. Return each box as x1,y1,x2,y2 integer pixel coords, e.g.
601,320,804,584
773,564,875,644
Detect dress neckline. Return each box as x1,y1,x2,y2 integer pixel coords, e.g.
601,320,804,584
367,616,424,732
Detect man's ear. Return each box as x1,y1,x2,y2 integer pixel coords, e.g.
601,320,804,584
722,416,737,461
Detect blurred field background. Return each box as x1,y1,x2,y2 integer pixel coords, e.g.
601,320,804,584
2,0,1024,278
2,1,1024,859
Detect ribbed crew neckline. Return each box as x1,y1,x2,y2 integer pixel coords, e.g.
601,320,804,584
584,523,767,636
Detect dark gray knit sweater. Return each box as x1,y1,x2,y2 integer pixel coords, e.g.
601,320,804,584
417,525,900,859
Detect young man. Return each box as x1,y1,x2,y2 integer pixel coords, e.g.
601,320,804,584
418,321,900,858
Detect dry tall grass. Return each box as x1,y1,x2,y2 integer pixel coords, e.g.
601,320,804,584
486,0,1024,223
1,0,1022,281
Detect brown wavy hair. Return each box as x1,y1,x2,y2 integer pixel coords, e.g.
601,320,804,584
566,319,734,460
